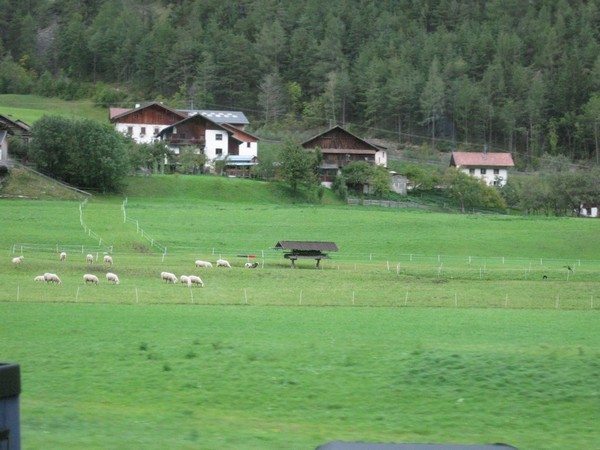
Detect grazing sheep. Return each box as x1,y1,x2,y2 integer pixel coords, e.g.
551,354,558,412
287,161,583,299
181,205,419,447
12,255,24,265
195,260,213,268
180,275,191,286
106,272,120,285
86,254,94,264
245,262,259,269
83,274,99,285
216,259,231,268
161,271,178,284
34,275,45,282
188,275,204,287
59,252,67,261
103,255,113,265
44,273,61,284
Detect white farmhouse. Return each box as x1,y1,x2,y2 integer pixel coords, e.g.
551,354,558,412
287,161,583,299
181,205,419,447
450,151,515,187
157,112,259,175
109,102,187,144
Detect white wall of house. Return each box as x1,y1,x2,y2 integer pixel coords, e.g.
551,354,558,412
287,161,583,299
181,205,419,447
115,123,164,144
375,150,387,167
461,167,509,187
580,205,598,218
239,141,258,157
0,138,7,161
205,129,228,160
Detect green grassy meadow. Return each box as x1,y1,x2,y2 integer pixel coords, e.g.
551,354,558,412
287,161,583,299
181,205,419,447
2,175,600,449
0,94,107,124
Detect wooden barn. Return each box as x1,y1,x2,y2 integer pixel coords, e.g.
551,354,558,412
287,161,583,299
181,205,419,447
301,125,387,186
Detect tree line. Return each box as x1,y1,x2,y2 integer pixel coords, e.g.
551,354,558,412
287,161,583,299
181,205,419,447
2,0,600,166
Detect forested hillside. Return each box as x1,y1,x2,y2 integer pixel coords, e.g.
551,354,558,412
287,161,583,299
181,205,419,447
2,0,600,166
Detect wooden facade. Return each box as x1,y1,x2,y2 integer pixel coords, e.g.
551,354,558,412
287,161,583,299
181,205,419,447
301,126,387,183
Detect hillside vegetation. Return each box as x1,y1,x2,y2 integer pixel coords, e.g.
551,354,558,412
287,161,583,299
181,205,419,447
3,1,600,166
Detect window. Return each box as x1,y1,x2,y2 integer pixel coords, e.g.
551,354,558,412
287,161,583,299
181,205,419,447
140,127,146,136
494,169,500,174
216,148,223,155
127,126,133,136
154,127,160,136
469,169,475,174
247,142,251,148
216,133,223,141
480,169,487,175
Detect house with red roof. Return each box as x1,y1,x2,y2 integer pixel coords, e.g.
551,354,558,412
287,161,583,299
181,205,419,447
450,151,514,187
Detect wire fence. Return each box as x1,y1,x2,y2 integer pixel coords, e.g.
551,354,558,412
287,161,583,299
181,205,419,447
5,197,600,310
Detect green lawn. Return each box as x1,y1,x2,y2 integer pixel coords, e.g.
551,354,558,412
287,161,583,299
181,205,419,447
2,304,599,449
0,94,107,124
1,175,600,448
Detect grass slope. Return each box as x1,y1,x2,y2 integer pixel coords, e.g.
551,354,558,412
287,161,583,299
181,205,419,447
0,167,88,200
0,94,106,124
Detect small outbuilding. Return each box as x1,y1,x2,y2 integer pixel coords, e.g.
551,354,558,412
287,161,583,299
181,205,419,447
273,241,338,268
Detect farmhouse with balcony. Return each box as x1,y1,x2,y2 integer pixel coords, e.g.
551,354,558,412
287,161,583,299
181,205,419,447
157,112,259,175
0,114,31,165
450,151,514,187
301,125,388,187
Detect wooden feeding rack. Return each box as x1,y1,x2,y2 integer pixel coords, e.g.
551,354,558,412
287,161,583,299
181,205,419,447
273,241,338,268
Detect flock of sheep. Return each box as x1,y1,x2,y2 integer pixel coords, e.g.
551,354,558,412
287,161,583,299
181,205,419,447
11,254,259,288
12,252,120,286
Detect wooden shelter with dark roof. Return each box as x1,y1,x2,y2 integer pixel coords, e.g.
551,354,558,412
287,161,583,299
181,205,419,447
274,241,338,268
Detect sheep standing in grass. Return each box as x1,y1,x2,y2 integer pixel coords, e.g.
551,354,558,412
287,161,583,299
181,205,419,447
44,273,61,284
161,271,178,284
86,254,94,264
59,252,67,262
83,274,99,285
195,260,213,268
12,256,24,265
216,259,231,268
34,275,45,282
106,272,120,285
103,255,113,265
245,262,259,268
180,275,191,287
188,275,204,287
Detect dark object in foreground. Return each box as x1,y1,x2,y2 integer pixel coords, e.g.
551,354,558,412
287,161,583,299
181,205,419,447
273,241,338,268
316,442,518,450
0,363,21,450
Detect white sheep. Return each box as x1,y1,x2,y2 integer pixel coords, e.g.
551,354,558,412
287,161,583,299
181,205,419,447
106,272,120,285
103,255,113,265
34,275,45,282
83,274,99,285
216,259,231,268
180,275,191,286
12,255,24,265
244,262,259,268
195,260,213,268
59,252,67,261
86,254,94,264
161,271,178,284
44,273,61,284
188,275,204,287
